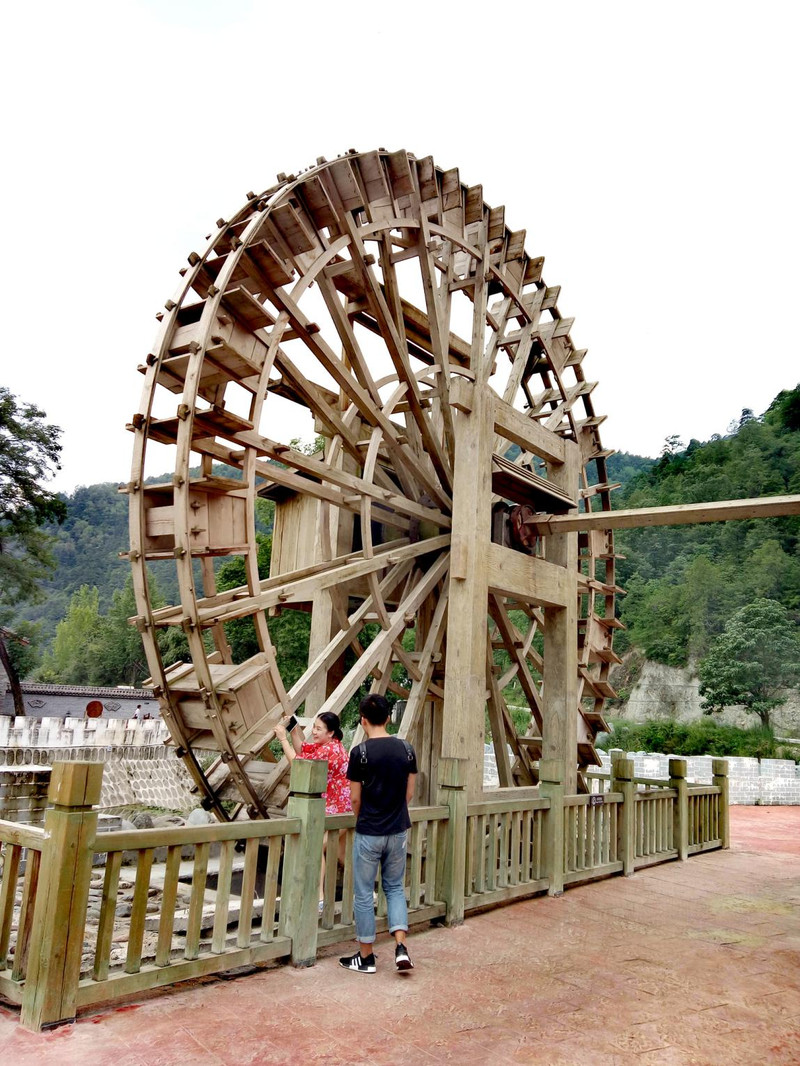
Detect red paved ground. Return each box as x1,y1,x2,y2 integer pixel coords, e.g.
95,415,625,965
1,806,798,1065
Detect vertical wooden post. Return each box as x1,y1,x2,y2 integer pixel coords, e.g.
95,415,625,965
278,758,327,967
541,440,580,795
442,381,493,797
712,758,730,849
539,759,565,896
610,755,636,875
20,762,103,1032
669,758,689,861
436,758,467,925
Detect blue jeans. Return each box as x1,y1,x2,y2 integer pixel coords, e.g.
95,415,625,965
352,830,408,944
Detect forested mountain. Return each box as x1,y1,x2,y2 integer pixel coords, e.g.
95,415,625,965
13,482,131,638
613,386,800,665
8,386,800,690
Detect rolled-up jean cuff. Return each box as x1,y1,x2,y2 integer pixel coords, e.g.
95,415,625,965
388,924,408,934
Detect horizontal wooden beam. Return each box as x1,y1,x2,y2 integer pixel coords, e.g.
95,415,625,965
449,384,569,466
492,395,567,465
486,542,572,607
534,494,800,534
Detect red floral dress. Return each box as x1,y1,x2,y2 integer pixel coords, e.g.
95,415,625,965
300,739,352,814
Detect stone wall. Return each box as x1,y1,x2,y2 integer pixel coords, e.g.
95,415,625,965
0,717,197,812
0,766,51,826
482,744,800,804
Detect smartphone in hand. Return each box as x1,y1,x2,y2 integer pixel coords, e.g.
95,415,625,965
284,715,298,734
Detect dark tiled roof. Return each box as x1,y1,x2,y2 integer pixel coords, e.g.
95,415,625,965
3,682,157,699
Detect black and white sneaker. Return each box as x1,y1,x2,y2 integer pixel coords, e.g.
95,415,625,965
395,943,413,971
339,951,376,974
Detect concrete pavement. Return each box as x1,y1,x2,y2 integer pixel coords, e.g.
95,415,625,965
1,806,798,1065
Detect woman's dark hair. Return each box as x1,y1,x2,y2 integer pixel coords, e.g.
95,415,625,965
316,711,343,741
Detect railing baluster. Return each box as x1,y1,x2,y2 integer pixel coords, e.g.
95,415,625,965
321,829,338,928
340,829,354,927
211,840,234,954
409,822,422,908
260,837,281,943
475,814,487,893
184,843,209,962
11,849,41,983
425,821,438,904
510,811,521,886
497,813,509,888
464,815,475,897
156,845,181,966
237,838,259,948
584,803,593,870
0,842,21,967
94,851,122,981
125,849,154,974
487,814,498,891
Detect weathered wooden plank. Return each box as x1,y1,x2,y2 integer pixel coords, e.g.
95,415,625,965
184,843,210,962
486,543,571,608
11,849,41,983
156,846,182,966
0,843,22,966
211,841,234,954
93,851,122,982
125,850,154,975
536,494,800,534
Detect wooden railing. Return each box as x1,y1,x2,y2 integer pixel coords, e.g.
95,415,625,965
464,792,549,910
563,793,623,884
687,786,723,852
317,806,449,946
0,821,46,1004
633,789,678,865
0,755,729,1031
77,817,300,1010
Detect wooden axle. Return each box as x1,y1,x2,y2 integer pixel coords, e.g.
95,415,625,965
534,494,800,534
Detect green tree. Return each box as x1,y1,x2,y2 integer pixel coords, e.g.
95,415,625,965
698,599,800,729
39,585,102,685
93,577,151,686
0,388,66,712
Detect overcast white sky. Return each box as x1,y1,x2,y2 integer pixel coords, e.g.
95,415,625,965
2,0,797,493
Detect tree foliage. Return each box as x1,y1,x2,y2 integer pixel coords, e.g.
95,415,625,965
614,385,800,666
0,387,66,607
698,599,800,728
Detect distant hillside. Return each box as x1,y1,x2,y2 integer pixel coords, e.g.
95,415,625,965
10,386,799,673
613,385,800,666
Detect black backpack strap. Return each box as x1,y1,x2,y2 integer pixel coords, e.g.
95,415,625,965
354,738,413,765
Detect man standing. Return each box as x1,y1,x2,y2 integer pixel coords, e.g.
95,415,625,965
339,694,417,974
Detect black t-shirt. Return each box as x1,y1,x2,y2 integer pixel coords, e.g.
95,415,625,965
347,736,417,836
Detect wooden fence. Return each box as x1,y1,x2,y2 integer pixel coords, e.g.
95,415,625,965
0,755,728,1031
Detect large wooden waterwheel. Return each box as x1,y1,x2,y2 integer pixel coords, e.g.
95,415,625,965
126,149,619,819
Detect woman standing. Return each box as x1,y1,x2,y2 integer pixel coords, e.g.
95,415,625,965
274,711,352,908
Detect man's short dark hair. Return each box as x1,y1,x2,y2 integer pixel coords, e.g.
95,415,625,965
359,694,391,726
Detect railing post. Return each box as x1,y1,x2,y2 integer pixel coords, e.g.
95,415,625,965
278,758,327,967
539,759,565,896
20,762,103,1032
611,755,636,876
669,757,689,860
437,757,467,925
712,758,730,849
